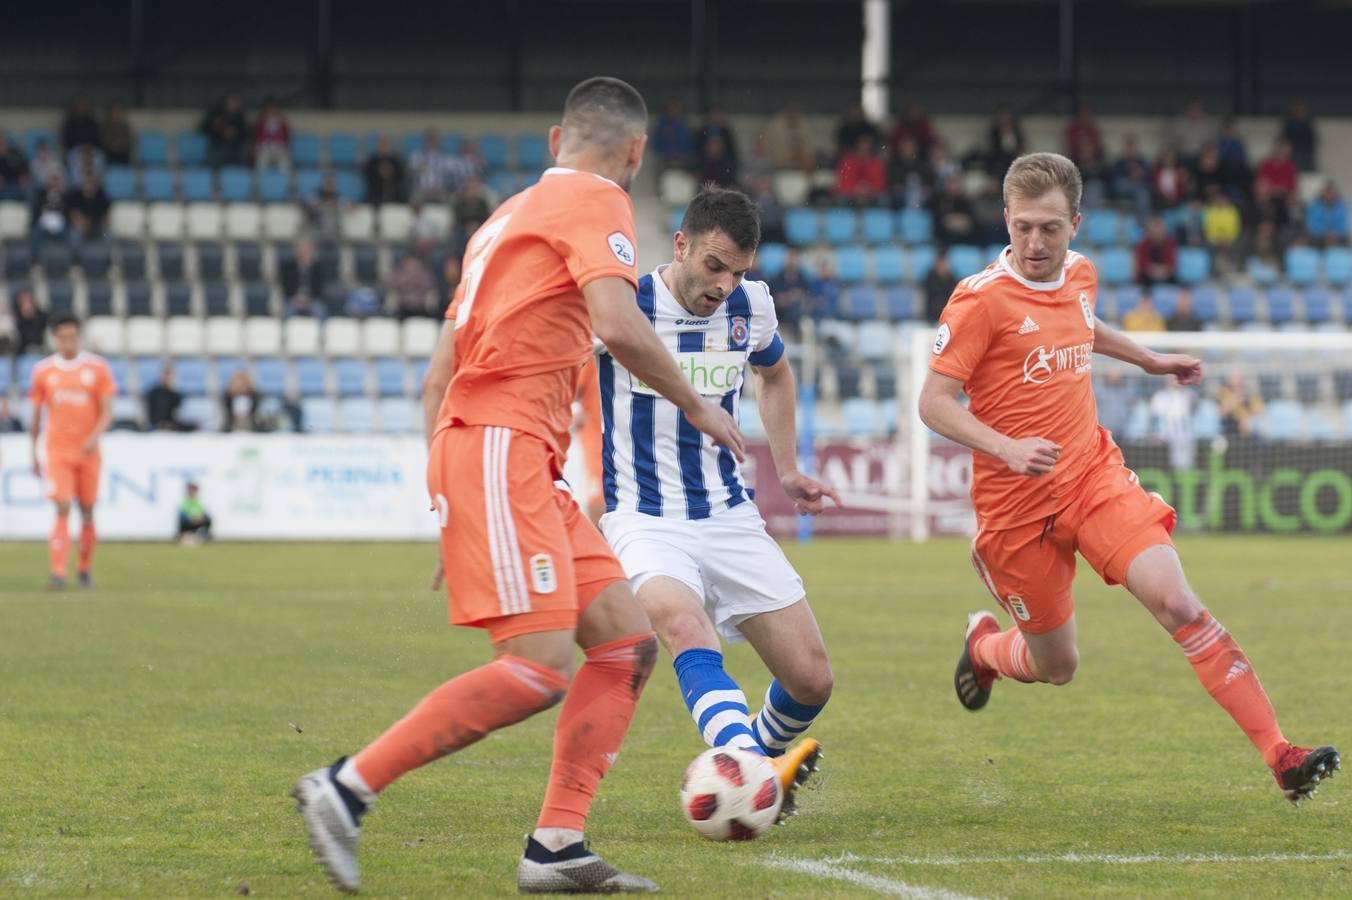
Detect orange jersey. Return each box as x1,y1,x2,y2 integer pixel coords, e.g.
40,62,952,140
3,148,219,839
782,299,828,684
29,353,116,458
930,248,1109,530
439,167,639,472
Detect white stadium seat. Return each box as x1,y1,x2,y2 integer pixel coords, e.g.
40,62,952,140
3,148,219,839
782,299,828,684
378,204,413,242
125,316,166,355
361,318,400,356
323,317,361,355
85,316,126,355
341,204,375,241
243,317,282,355
284,317,321,355
204,317,245,356
0,201,28,239
166,316,205,355
147,202,185,240
772,171,810,206
224,203,263,241
185,202,224,240
377,397,416,433
419,205,451,238
109,202,146,239
401,317,438,356
659,168,696,206
263,203,302,240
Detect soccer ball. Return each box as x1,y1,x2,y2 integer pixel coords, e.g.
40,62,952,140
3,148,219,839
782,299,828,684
679,747,782,841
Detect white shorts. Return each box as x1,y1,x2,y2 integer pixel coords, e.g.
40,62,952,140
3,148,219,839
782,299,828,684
600,502,805,643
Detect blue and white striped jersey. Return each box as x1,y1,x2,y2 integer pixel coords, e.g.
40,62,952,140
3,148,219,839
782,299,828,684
600,267,785,519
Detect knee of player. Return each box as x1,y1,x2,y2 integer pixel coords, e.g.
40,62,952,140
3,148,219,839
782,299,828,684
1159,590,1204,632
787,662,834,706
1042,653,1079,686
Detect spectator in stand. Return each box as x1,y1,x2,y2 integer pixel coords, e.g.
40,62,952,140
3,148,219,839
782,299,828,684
389,254,436,320
1150,376,1196,471
1202,185,1242,271
762,103,814,172
303,171,343,243
747,175,785,244
13,289,47,355
1135,216,1179,287
927,140,961,186
739,133,774,187
698,133,737,187
0,131,29,201
29,175,71,248
1112,134,1153,222
1095,371,1133,437
986,104,1025,176
888,100,936,160
100,103,133,165
28,140,62,191
923,252,958,322
835,102,882,160
1305,180,1348,246
650,97,693,171
1167,98,1216,167
807,257,839,320
1175,198,1206,248
176,482,212,545
65,171,110,241
971,175,1005,244
66,143,105,189
1193,144,1225,200
145,363,189,431
931,174,977,247
61,96,100,152
202,92,249,168
451,174,496,251
887,135,931,209
1121,293,1166,332
767,247,811,334
1215,117,1250,192
1281,99,1317,172
280,237,328,318
221,371,261,432
1245,220,1285,274
252,98,291,171
362,136,405,206
1166,290,1202,331
698,109,739,170
1151,144,1190,210
408,129,455,204
1065,102,1103,164
438,256,461,317
1255,138,1298,203
0,304,13,356
834,134,887,205
1218,372,1263,438
1244,178,1293,242
1078,144,1111,209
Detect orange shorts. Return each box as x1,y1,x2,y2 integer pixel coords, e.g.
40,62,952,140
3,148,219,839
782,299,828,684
45,453,101,505
428,424,627,643
970,461,1177,635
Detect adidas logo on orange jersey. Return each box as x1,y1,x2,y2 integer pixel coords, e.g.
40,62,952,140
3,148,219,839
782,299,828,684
1017,315,1040,335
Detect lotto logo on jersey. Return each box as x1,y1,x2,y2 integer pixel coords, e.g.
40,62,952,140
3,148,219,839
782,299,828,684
608,231,635,266
1022,342,1094,385
730,316,749,346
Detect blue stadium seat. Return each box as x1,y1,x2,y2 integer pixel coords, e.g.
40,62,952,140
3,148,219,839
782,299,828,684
219,167,253,201
180,396,217,430
3,243,31,279
835,246,868,283
295,168,324,199
23,129,55,159
1124,400,1150,441
143,167,175,201
18,353,44,393
839,284,878,320
1097,247,1133,286
488,171,520,199
327,132,360,168
1150,284,1180,317
842,398,881,436
203,280,231,316
196,241,226,280
896,208,933,245
477,134,509,170
947,245,984,278
1228,287,1257,323
516,134,549,171
243,283,272,317
377,398,416,433
908,245,936,280
823,208,856,245
784,208,818,246
1266,288,1296,324
1084,210,1120,246
302,397,336,432
374,358,408,397
133,357,163,393
1193,398,1222,439
336,170,363,202
164,281,193,316
1324,247,1352,286
1190,286,1221,322
181,167,214,202
873,246,904,283
1261,400,1303,440
104,166,137,201
106,356,130,391
339,398,378,434
47,280,74,313
253,357,286,395
39,243,73,277
1285,246,1320,287
856,321,892,360
333,358,367,397
860,208,893,244
0,359,10,394
257,169,290,202
137,131,169,165
157,242,185,280
437,133,462,155
754,243,788,279
294,358,328,397
87,282,114,316
1306,409,1340,441
175,131,207,166
124,281,153,316
1177,247,1210,285
412,357,430,391
1246,257,1280,286
173,357,209,395
290,133,322,167
1303,288,1333,323
883,286,917,321
1122,216,1144,245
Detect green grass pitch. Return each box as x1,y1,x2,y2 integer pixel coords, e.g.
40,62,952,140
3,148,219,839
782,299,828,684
1,537,1348,898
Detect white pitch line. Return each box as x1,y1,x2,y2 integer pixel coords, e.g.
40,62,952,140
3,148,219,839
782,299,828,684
757,856,983,900
820,850,1352,867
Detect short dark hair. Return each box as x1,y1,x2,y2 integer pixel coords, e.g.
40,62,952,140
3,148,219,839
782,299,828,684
679,185,761,252
51,313,80,331
562,77,648,148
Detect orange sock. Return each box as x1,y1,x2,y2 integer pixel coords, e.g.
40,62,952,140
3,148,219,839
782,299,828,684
49,514,69,579
537,632,657,831
77,521,96,575
351,655,567,794
1173,610,1287,768
972,626,1038,683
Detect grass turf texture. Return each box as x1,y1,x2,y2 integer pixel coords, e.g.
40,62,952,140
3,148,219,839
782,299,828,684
1,537,1348,898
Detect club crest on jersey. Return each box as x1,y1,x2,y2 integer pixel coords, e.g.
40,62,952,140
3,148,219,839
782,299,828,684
730,316,749,347
81,367,95,386
607,232,635,266
1079,292,1095,330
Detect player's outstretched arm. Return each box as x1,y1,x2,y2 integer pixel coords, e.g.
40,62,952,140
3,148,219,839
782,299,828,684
754,355,839,515
585,276,745,461
1094,317,1203,384
83,395,113,455
918,370,1061,477
421,321,457,447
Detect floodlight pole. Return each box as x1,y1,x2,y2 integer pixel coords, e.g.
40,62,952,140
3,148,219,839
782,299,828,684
861,0,890,123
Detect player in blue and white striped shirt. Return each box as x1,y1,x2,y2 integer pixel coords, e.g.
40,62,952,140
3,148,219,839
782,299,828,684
597,186,839,812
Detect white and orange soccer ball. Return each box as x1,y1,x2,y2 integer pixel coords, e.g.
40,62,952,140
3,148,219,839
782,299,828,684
679,747,782,841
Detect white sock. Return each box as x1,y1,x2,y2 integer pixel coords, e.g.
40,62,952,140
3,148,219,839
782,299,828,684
532,827,584,853
335,758,377,806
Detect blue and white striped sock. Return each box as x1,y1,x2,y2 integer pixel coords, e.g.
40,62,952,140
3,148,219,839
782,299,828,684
753,680,826,757
673,649,765,754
